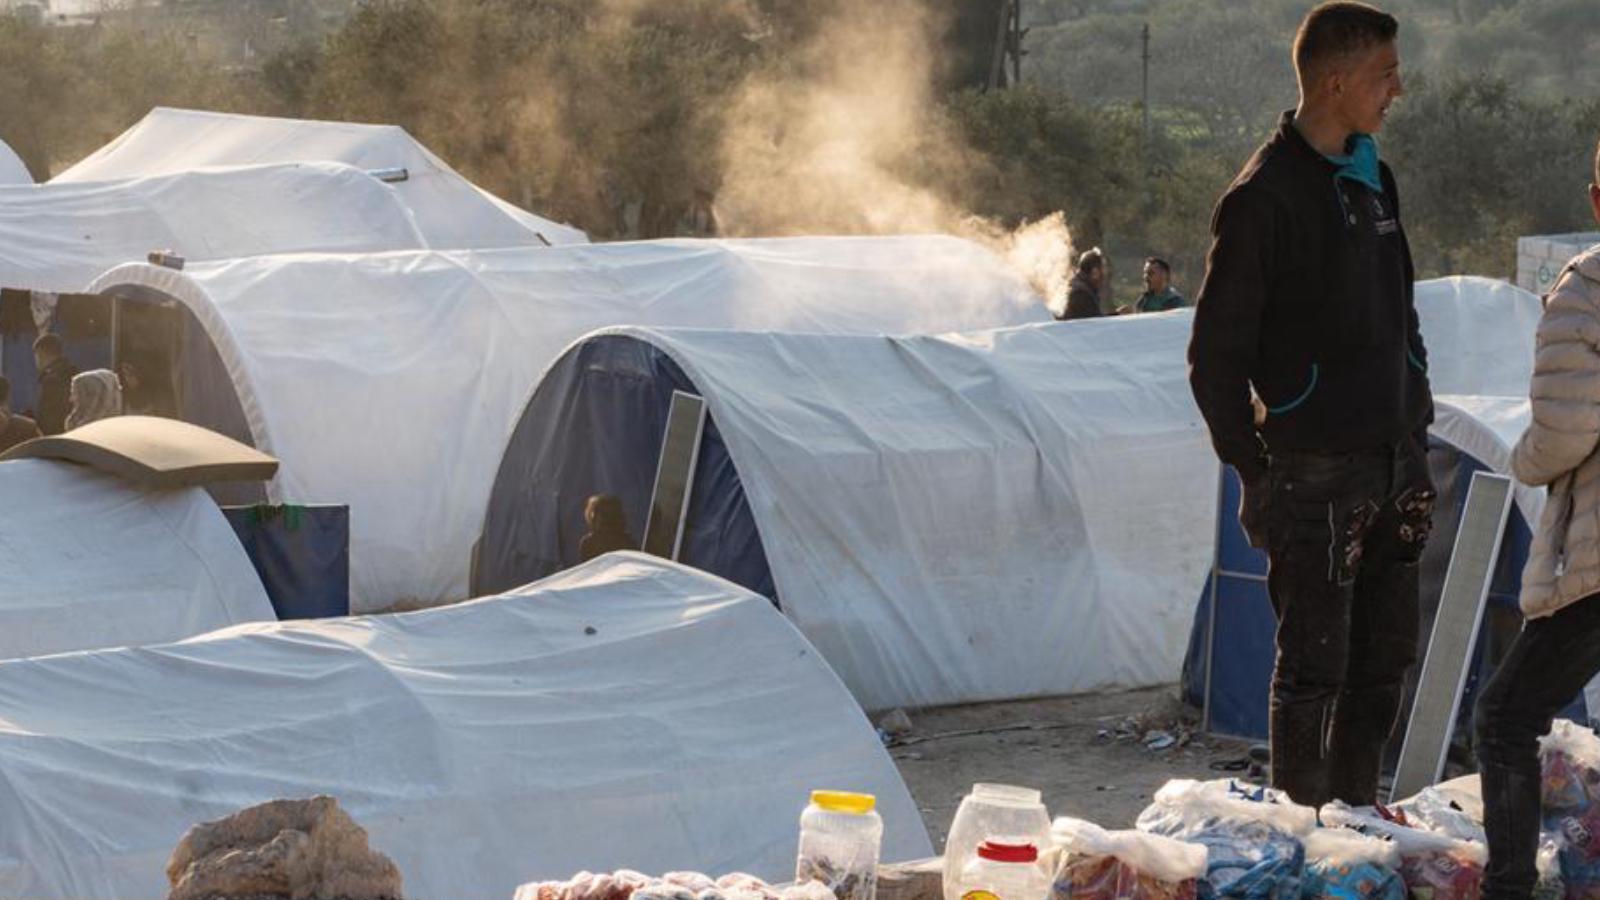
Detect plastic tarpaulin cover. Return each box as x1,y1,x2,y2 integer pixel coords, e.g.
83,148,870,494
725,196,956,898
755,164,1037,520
90,236,1047,612
55,106,586,247
0,458,275,661
529,315,1216,710
222,504,351,620
0,553,930,900
0,162,429,293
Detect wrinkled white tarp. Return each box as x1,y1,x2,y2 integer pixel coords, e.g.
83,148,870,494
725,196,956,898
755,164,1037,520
0,162,429,292
0,553,929,900
498,277,1542,709
0,139,30,185
90,236,1048,612
0,458,274,660
584,315,1215,710
55,106,586,246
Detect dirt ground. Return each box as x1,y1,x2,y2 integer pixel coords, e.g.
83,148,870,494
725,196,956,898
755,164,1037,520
886,685,1255,851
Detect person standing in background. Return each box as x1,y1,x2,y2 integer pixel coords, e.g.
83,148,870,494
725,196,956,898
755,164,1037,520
0,377,40,454
32,333,76,436
1059,248,1108,320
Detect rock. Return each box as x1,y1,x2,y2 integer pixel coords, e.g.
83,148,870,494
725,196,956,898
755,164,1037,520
878,708,913,737
166,795,403,900
876,858,942,900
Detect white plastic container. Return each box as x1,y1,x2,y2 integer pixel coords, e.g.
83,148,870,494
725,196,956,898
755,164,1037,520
956,841,1050,900
943,784,1051,900
796,790,883,900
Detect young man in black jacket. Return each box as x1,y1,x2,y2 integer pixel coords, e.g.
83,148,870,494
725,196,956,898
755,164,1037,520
32,333,77,436
1188,1,1435,807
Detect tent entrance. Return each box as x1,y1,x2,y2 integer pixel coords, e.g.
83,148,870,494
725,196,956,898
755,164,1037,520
111,291,180,417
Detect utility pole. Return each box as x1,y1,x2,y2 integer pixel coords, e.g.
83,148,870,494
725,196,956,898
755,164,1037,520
1141,22,1151,147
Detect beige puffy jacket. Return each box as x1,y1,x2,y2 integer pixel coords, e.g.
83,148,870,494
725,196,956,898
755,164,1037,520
1515,245,1600,618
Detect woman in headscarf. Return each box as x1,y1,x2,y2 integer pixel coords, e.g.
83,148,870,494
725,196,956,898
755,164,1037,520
64,369,123,431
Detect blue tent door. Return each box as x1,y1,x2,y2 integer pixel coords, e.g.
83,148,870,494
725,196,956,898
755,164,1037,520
1191,466,1274,737
223,505,350,620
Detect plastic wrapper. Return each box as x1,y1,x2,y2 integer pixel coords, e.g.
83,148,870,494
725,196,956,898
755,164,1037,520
518,870,788,900
1395,787,1487,845
1541,719,1600,897
1319,804,1485,900
1299,828,1404,900
1135,780,1313,900
1049,817,1204,900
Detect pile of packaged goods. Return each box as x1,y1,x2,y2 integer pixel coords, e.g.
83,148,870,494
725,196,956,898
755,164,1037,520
1319,803,1485,900
1047,817,1205,900
1542,718,1600,897
1134,780,1315,900
515,870,839,900
1299,825,1405,900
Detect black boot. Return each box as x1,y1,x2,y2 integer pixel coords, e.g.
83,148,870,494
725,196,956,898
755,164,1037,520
1480,762,1543,900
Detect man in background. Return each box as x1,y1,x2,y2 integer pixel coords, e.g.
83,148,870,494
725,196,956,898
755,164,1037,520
1059,248,1107,320
1134,257,1187,312
32,333,76,436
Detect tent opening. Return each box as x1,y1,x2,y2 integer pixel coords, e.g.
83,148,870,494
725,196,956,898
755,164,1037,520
475,334,776,603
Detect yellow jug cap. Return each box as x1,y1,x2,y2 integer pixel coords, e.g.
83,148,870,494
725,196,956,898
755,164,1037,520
811,790,876,814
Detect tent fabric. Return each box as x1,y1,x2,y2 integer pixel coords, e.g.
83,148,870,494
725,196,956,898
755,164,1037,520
0,552,930,900
483,315,1216,711
0,161,431,293
55,106,586,247
88,236,1048,612
0,139,30,185
0,458,275,661
222,504,351,620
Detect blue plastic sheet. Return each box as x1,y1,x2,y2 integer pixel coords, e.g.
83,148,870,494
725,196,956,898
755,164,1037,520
223,505,350,620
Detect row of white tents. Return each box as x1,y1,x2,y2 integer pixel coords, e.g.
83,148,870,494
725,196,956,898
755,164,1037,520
0,104,1566,899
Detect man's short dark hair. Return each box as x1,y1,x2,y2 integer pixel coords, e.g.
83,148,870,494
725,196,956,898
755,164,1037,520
0,376,9,408
32,333,63,357
1293,2,1399,84
1145,257,1171,274
1077,247,1105,275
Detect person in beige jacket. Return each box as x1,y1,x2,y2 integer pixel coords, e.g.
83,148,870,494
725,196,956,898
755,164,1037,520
1475,140,1600,900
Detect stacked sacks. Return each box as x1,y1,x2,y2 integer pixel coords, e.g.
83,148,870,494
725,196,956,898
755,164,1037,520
1541,719,1600,897
1047,817,1206,900
1319,804,1485,900
1135,780,1315,899
1299,827,1404,900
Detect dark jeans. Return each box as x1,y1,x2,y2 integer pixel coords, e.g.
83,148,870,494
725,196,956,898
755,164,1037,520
1241,438,1436,807
1476,593,1600,899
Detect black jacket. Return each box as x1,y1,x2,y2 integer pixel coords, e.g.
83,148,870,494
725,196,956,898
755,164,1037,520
35,356,77,436
1059,273,1103,320
1188,112,1432,482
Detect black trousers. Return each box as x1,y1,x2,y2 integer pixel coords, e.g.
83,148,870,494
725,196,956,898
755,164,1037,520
1241,438,1436,807
1475,594,1600,899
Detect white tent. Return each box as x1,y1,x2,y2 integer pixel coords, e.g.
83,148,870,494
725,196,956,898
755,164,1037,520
0,457,275,661
477,276,1547,710
0,162,430,292
56,107,586,247
484,315,1214,710
0,138,30,186
0,553,929,900
88,236,1049,611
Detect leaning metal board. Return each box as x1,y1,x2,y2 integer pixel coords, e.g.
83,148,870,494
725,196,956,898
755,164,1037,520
642,391,708,561
1390,470,1513,802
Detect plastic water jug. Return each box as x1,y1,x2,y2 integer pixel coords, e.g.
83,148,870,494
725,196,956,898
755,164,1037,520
956,841,1050,900
797,790,884,900
943,784,1051,900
